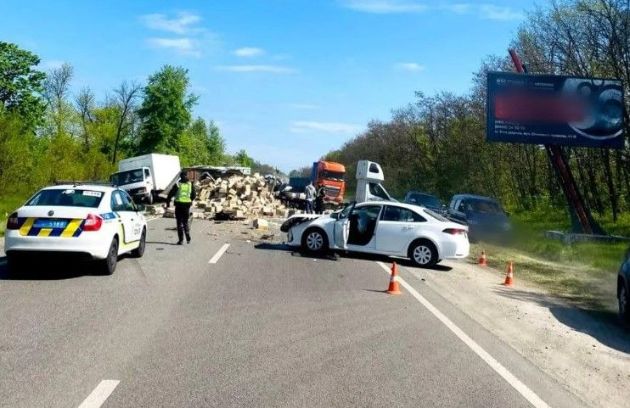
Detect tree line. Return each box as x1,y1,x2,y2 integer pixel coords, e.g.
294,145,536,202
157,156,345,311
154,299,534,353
321,0,630,221
0,41,268,205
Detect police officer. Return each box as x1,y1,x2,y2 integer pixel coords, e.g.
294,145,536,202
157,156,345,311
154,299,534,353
166,171,196,245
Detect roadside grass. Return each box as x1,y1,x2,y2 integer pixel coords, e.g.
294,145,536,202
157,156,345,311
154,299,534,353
470,206,626,312
0,194,28,237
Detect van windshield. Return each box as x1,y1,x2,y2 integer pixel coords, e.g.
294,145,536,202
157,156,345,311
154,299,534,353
111,169,144,186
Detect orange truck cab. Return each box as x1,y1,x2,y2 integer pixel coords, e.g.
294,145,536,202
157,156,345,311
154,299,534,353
311,161,346,205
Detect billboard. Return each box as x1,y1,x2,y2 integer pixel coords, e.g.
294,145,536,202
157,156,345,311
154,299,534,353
487,72,625,148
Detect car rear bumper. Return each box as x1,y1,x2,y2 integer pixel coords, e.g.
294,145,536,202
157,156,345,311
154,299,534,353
4,231,110,260
439,237,470,259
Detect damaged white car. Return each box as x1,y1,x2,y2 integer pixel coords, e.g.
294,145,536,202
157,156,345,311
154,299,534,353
281,201,470,267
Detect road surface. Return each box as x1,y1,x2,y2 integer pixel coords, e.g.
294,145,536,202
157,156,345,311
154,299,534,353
0,218,588,407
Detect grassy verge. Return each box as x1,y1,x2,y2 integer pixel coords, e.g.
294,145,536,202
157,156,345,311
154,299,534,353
0,194,28,237
470,207,625,312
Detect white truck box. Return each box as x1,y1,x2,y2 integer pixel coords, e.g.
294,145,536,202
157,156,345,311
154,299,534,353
113,154,181,203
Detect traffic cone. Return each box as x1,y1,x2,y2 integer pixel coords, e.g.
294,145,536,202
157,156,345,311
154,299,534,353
387,262,402,295
478,250,488,266
503,261,514,287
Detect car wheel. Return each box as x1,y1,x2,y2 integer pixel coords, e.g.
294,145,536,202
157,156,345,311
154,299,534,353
409,240,438,268
100,237,119,275
619,283,630,324
132,229,146,258
302,228,328,255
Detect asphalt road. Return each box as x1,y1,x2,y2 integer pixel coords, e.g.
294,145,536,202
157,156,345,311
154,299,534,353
0,218,588,408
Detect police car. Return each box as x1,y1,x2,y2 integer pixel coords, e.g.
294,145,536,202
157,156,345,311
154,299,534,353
4,184,147,275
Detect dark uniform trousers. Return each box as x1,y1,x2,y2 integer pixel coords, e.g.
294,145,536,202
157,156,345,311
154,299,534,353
175,203,191,242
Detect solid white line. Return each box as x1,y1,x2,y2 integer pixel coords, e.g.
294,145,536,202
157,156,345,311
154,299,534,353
209,243,230,264
77,380,120,408
377,262,551,408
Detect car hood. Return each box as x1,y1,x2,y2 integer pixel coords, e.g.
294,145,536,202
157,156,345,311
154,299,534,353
280,213,327,232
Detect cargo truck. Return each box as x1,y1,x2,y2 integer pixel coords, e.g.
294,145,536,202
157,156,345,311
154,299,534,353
311,161,346,206
110,154,181,204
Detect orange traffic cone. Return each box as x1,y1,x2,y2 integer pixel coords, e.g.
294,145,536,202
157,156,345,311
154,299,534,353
387,262,402,295
478,250,488,266
503,261,514,287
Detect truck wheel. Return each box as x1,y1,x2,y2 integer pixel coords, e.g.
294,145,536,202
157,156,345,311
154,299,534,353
146,192,154,205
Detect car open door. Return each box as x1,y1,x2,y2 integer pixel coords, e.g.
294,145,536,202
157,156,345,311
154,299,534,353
333,202,354,249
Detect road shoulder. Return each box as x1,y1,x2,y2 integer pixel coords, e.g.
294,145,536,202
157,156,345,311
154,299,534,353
404,259,630,408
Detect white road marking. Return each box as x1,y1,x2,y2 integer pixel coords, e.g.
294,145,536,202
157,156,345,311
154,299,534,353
377,262,551,408
209,243,230,264
77,380,120,408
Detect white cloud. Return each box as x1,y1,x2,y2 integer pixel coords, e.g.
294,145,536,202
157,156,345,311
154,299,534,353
342,1,523,21
41,60,65,70
395,62,425,72
234,47,265,57
216,65,297,74
140,11,202,34
147,38,201,57
479,5,524,21
341,0,427,13
290,121,363,134
441,3,472,14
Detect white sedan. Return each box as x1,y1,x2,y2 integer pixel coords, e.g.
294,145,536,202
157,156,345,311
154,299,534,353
282,201,469,267
4,184,147,275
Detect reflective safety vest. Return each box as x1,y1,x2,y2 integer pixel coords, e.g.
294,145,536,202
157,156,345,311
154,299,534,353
175,182,192,203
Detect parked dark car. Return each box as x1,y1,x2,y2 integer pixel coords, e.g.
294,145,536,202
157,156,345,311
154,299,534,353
404,191,444,214
618,253,630,325
447,194,511,241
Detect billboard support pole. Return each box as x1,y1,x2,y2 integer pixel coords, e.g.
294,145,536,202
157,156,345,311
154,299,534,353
508,49,604,235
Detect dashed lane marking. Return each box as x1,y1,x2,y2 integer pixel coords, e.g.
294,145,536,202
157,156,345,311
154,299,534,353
77,380,120,408
209,243,230,264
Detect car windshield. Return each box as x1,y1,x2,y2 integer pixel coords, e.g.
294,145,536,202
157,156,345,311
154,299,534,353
26,188,104,208
111,169,144,185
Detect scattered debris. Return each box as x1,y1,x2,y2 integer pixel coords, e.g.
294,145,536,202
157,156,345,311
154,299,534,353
190,173,289,221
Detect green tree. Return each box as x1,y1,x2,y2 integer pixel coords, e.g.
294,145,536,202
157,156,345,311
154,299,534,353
137,65,197,154
233,149,254,167
0,42,46,128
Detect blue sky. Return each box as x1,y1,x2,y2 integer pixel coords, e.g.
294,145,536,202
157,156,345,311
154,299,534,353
0,0,534,172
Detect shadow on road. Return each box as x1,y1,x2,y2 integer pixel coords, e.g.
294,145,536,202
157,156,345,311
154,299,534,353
254,243,340,261
147,241,180,246
253,243,453,271
495,288,630,354
0,255,130,280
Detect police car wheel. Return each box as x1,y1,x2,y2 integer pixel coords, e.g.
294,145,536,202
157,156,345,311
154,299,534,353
132,229,146,258
100,238,119,275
